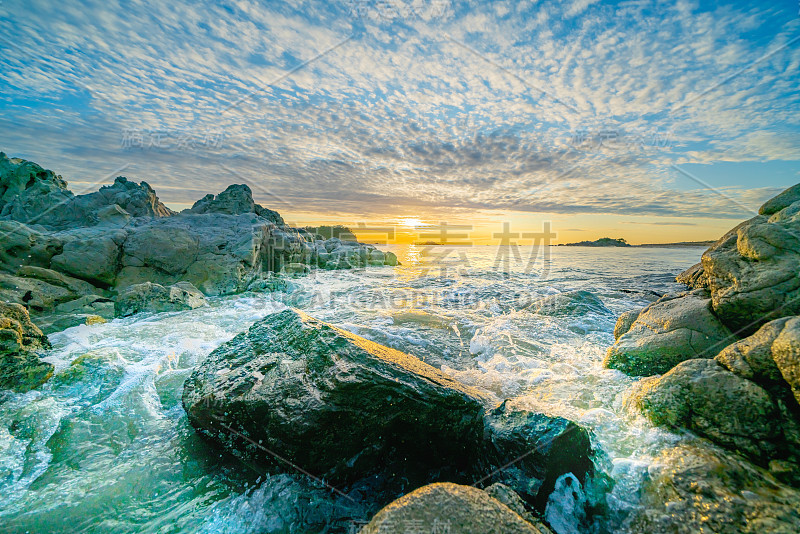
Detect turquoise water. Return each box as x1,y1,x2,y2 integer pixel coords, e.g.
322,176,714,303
0,245,704,533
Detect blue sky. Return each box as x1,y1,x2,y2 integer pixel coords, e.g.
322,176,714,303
1,0,799,243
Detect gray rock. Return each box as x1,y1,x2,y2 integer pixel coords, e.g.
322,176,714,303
681,185,800,335
605,293,736,376
115,281,207,317
182,309,594,506
16,266,99,297
613,310,640,340
481,400,594,507
120,224,198,276
0,152,73,226
629,445,800,534
773,317,800,405
1,155,398,299
184,184,284,225
760,183,800,216
0,267,109,333
0,302,53,392
114,213,306,295
713,316,800,406
629,359,791,464
0,154,173,229
35,313,109,335
0,272,82,313
360,483,546,534
50,229,125,287
715,317,789,383
54,294,114,315
0,220,63,272
95,204,132,226
43,176,174,229
33,294,116,334
183,308,489,488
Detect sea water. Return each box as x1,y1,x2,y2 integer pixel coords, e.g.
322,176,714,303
0,245,704,533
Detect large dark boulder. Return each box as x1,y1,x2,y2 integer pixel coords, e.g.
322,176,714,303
183,309,595,508
481,401,594,508
0,302,53,392
183,308,490,488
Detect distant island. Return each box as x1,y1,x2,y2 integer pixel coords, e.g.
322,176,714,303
558,238,717,248
634,241,717,248
559,237,631,247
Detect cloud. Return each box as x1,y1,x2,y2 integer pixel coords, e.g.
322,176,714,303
0,0,798,223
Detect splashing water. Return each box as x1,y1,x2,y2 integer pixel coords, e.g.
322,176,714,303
0,245,703,533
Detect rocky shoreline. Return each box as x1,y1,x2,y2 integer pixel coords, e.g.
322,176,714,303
607,183,800,532
2,152,800,532
0,152,396,390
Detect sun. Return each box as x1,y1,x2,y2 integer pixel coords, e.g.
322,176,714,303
399,217,426,229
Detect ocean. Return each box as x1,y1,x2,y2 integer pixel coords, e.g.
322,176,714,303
0,245,706,533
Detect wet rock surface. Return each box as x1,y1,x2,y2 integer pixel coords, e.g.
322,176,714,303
0,302,53,392
183,309,595,510
607,184,800,531
629,445,800,534
605,292,736,376
678,185,800,336
114,281,207,317
629,358,798,464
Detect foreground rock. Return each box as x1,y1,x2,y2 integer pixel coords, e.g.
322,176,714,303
183,308,490,488
679,183,800,335
183,309,594,507
360,483,549,534
612,183,800,522
0,302,53,392
629,445,800,533
629,359,799,465
605,292,736,376
36,294,115,334
481,400,594,508
716,316,800,405
115,281,207,317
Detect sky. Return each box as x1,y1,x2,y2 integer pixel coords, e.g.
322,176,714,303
1,0,799,244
